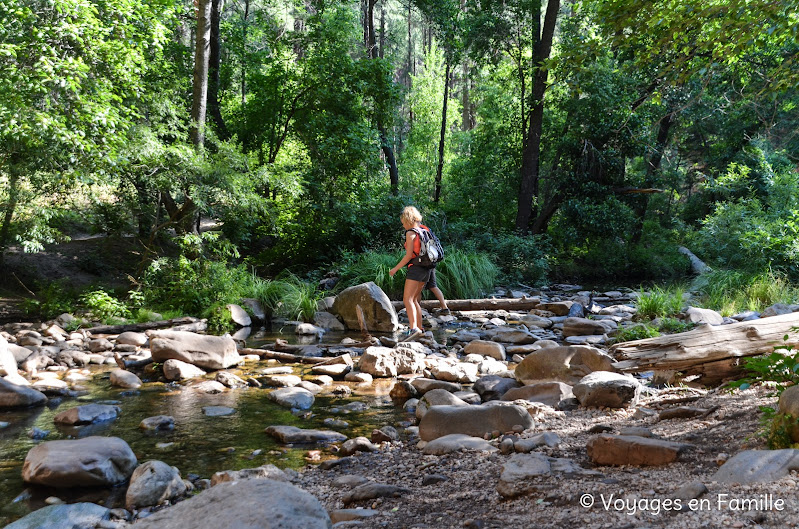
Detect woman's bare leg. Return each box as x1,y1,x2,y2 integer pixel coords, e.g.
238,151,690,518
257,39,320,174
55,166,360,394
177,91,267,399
403,279,425,330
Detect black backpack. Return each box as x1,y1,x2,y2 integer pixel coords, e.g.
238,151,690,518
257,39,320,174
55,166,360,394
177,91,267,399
409,227,444,268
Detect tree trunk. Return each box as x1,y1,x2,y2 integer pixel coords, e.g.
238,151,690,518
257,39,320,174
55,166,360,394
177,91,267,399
242,0,249,106
0,167,20,267
515,0,560,233
609,312,799,386
631,110,675,243
391,297,542,312
190,0,212,148
208,0,228,139
435,57,451,203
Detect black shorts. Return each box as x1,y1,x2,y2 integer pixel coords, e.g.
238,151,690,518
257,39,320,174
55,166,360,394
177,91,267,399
406,264,432,283
425,268,437,290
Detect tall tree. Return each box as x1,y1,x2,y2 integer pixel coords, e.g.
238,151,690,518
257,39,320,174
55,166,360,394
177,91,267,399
515,0,561,233
190,0,212,148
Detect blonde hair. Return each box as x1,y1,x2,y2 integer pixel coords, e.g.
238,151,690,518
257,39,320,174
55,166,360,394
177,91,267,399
400,206,422,225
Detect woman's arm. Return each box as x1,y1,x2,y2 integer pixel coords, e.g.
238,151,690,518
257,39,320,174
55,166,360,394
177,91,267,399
389,231,417,276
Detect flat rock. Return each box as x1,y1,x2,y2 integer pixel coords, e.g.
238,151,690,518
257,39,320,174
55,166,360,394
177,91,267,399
422,434,497,455
265,425,347,444
162,359,207,381
342,482,410,505
116,332,148,346
4,503,110,529
501,381,573,407
514,345,615,385
131,478,331,529
418,403,533,441
713,449,799,483
497,452,597,498
587,434,690,466
140,415,175,432
573,371,641,408
53,403,120,425
410,378,461,394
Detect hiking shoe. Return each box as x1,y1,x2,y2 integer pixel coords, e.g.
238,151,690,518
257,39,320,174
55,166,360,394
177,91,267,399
401,328,424,342
433,308,451,315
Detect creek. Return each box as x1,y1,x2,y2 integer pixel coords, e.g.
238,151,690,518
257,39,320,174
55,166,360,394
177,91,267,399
0,327,419,526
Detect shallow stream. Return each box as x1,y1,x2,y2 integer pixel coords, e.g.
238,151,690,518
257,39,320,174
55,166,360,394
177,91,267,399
0,328,417,526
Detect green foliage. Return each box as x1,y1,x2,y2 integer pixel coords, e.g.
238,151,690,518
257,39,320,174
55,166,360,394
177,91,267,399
337,250,407,300
80,289,130,322
635,285,685,320
253,274,321,323
612,323,661,343
728,332,799,449
21,281,79,320
461,227,550,285
433,249,499,300
691,269,799,316
657,317,694,334
207,304,235,335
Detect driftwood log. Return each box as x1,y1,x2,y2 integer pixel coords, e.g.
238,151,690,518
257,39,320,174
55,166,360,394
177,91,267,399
238,347,326,365
391,297,541,312
84,317,203,335
609,312,799,385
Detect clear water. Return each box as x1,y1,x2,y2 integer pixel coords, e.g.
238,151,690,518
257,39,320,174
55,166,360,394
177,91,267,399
0,329,413,526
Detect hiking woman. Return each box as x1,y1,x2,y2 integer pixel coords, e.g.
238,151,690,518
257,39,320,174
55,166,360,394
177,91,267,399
389,206,430,340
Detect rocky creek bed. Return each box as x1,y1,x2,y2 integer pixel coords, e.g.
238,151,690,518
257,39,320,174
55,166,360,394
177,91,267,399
2,283,799,529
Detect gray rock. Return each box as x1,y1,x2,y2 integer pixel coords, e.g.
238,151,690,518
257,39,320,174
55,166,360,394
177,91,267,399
418,403,533,441
513,432,561,452
3,503,110,529
410,378,461,394
22,436,137,487
562,317,617,337
0,377,47,409
484,327,538,344
109,369,142,389
149,330,241,370
329,508,380,525
263,374,302,387
342,482,410,505
226,303,253,327
415,389,469,420
331,282,399,332
463,340,506,360
241,298,267,322
215,371,248,388
265,425,347,444
0,335,18,376
191,380,226,394
497,452,597,498
761,303,798,318
339,436,378,456
685,306,724,325
131,479,331,529
203,406,235,417
573,371,641,408
422,434,497,455
268,387,315,410
210,464,288,486
116,332,148,346
314,311,345,331
162,359,206,381
501,381,574,407
713,449,799,483
140,415,175,432
88,338,113,353
126,460,187,509
778,385,799,442
53,404,120,425
473,375,520,402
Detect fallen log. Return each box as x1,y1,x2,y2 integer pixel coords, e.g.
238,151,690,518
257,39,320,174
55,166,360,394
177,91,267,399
238,347,326,365
114,353,154,371
609,311,799,385
84,317,202,335
391,297,541,312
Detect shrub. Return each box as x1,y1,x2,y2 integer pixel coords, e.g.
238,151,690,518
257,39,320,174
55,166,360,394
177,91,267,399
80,289,130,322
434,249,499,299
336,250,406,300
612,323,661,343
692,269,799,316
635,285,685,320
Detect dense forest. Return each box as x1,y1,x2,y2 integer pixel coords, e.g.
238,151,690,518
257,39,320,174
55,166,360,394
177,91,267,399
1,0,798,323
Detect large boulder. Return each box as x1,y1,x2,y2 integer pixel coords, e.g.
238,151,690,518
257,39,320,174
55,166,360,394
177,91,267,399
359,346,426,377
149,330,241,370
713,449,799,483
463,340,506,360
22,436,138,487
130,478,332,529
473,375,520,402
514,345,615,385
331,282,398,332
418,403,533,441
0,377,47,409
126,460,187,510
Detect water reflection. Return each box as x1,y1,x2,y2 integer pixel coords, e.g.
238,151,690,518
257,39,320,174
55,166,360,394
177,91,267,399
0,328,412,525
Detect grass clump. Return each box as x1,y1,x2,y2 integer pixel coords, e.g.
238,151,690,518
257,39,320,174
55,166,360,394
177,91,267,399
612,323,661,343
337,250,406,300
635,285,685,320
692,269,799,316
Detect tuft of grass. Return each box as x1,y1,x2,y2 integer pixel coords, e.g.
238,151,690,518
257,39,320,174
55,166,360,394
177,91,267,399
434,249,499,300
612,323,661,343
635,285,685,320
692,269,799,316
337,250,407,299
253,274,320,322
657,317,694,334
